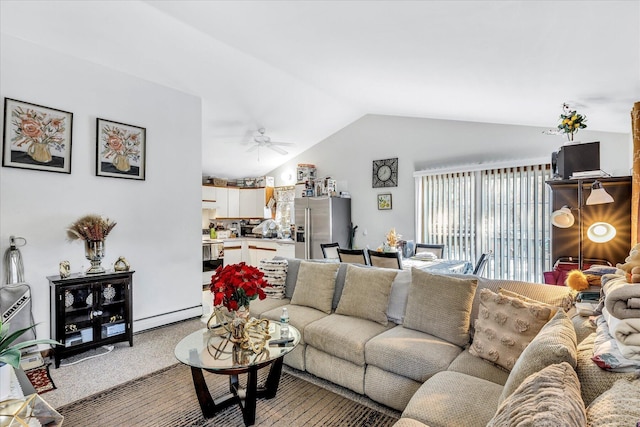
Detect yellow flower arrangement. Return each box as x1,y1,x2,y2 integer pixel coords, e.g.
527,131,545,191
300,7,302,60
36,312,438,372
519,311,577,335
557,103,587,141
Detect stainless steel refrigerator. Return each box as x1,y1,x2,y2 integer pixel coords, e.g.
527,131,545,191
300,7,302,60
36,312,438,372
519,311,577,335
295,197,351,259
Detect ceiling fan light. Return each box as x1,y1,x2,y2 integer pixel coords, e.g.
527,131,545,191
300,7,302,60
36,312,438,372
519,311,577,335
587,222,616,243
586,181,614,205
551,206,575,228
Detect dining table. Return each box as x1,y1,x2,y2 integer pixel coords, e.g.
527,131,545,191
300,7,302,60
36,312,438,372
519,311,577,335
401,257,473,274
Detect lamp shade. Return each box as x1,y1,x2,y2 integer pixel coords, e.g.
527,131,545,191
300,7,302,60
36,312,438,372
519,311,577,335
587,222,617,243
551,206,575,228
586,181,614,205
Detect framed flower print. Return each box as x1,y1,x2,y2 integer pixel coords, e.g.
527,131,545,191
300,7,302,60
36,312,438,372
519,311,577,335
96,118,146,180
2,98,73,173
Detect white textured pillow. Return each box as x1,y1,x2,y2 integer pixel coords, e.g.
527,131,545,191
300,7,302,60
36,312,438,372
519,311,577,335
470,288,552,371
487,362,586,427
386,269,411,324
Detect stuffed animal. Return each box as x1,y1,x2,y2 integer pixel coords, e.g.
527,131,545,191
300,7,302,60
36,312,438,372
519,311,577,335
565,269,589,291
616,243,640,275
631,266,640,283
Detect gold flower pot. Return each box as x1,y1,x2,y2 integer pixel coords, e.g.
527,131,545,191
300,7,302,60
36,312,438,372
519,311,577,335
113,154,131,172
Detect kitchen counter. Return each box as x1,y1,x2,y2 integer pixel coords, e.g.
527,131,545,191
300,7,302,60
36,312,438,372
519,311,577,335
218,237,295,244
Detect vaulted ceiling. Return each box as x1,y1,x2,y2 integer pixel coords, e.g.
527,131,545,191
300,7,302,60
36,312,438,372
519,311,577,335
2,1,638,179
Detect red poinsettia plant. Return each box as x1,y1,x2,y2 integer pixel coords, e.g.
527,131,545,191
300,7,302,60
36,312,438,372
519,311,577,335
210,262,269,312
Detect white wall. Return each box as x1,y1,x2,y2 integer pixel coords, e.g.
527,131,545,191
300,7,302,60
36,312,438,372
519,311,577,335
270,114,632,251
0,36,203,339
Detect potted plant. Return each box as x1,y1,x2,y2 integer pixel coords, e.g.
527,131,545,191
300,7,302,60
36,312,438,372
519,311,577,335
0,320,60,400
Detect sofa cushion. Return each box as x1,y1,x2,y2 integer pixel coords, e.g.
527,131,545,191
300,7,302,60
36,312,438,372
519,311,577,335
403,269,477,347
249,296,289,318
575,332,640,406
447,349,510,385
469,288,552,370
258,258,288,299
366,325,462,382
499,309,577,403
402,371,503,427
335,264,398,326
391,418,427,427
487,362,586,427
364,365,422,412
261,304,328,345
290,261,340,314
386,269,411,324
304,313,392,366
586,378,640,426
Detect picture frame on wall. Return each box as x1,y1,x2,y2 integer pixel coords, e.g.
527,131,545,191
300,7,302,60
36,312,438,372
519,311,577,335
96,118,146,180
2,98,73,174
378,193,392,210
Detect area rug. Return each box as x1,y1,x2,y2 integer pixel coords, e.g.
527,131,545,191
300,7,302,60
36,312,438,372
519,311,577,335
24,364,56,394
57,363,399,427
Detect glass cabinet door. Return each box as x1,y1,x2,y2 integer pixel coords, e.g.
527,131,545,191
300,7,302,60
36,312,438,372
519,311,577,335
62,284,95,348
98,279,128,339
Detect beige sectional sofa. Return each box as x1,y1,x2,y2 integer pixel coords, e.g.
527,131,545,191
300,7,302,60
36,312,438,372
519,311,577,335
250,258,640,426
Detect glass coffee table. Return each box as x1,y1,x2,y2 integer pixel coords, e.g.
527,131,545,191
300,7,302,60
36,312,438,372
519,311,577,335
175,321,300,426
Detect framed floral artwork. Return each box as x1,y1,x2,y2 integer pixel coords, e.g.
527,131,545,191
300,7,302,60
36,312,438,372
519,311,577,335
2,98,73,173
378,193,392,210
96,118,146,180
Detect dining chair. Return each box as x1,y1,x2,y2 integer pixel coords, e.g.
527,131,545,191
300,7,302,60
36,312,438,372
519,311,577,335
320,242,340,259
337,248,369,265
414,244,445,258
473,253,490,276
367,250,402,269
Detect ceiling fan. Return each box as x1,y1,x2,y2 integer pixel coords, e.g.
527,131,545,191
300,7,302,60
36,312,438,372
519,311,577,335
246,128,294,155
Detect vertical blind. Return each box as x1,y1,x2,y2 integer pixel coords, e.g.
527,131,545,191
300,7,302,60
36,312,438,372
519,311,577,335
418,163,552,282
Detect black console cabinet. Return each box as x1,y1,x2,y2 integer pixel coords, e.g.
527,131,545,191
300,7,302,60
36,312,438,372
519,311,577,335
48,271,134,368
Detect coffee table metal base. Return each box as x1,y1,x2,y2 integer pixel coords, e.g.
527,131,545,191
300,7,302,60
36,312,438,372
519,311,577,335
190,356,284,426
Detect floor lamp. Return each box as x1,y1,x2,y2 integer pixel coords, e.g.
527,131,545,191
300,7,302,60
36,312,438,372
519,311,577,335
551,180,616,270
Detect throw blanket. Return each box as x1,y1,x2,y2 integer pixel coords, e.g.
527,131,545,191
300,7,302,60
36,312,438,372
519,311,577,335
603,308,640,360
603,276,640,319
592,315,640,372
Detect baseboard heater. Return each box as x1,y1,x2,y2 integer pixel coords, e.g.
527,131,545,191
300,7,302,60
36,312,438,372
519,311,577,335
133,305,202,333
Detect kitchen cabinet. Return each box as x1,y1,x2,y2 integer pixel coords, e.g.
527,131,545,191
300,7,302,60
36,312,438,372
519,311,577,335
223,240,244,266
239,188,265,218
202,185,218,210
48,271,133,368
228,188,240,218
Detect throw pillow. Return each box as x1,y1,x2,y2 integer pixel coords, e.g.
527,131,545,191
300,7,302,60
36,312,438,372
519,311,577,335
336,264,398,325
487,362,586,427
386,269,411,324
259,259,288,299
498,288,558,319
586,379,640,426
403,269,478,347
290,261,339,314
469,288,552,371
499,309,578,404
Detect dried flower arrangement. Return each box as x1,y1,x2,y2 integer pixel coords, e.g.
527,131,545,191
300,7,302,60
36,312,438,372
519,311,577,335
67,214,117,241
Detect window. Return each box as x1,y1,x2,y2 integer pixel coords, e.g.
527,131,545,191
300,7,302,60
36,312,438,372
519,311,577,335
416,163,552,281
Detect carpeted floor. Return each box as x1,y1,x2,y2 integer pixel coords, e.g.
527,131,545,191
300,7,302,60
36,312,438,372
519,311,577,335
57,363,399,427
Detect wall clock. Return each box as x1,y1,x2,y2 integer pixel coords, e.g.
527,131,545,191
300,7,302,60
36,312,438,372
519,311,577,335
372,158,398,188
